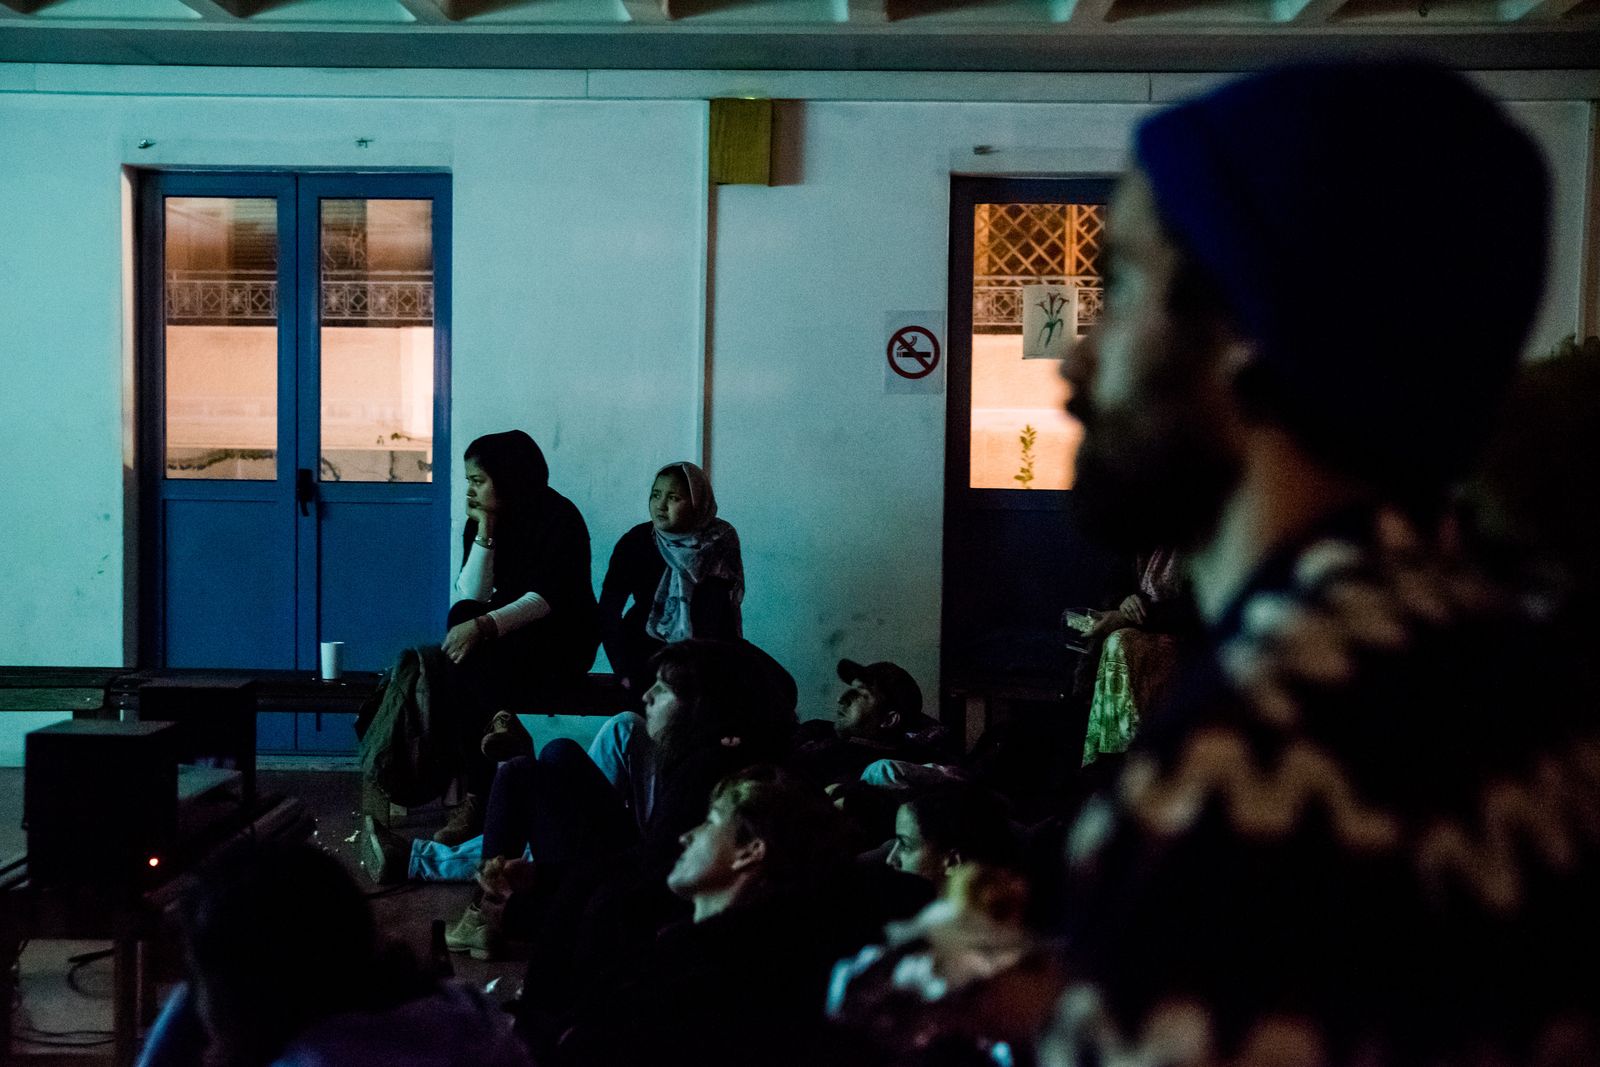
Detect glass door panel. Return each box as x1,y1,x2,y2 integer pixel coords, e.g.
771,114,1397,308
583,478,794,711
968,201,1104,490
318,198,435,483
142,172,451,758
162,197,280,481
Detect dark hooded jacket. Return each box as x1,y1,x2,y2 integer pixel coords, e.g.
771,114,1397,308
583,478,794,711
460,430,600,690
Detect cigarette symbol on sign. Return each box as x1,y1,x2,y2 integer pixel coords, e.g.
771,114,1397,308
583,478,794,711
887,326,940,380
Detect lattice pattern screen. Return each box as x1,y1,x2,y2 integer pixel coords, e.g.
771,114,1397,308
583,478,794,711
973,202,1104,333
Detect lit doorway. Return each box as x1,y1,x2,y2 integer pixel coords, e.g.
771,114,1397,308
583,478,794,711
941,176,1126,750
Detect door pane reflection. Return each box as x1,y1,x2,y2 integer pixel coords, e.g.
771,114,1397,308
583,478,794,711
164,197,279,480
968,201,1103,490
319,199,435,484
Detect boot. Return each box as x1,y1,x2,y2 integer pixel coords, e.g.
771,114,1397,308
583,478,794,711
443,900,503,961
432,792,484,847
480,711,534,763
361,776,391,821
359,815,410,885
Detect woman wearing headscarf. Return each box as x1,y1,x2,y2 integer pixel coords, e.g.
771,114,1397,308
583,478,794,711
598,461,744,697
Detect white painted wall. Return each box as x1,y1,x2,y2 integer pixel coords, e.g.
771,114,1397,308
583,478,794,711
0,66,1593,761
0,79,708,759
710,100,1140,716
710,95,1595,716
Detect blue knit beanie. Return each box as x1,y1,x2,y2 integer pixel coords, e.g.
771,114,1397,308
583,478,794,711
1134,61,1550,495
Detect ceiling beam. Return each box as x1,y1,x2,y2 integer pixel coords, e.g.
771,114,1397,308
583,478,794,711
394,0,453,23
1067,0,1118,23
1519,0,1588,17
2,25,1598,70
177,0,258,17
620,0,675,21
844,0,889,21
1286,0,1352,22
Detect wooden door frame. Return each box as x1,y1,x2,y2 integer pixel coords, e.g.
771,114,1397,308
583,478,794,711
943,174,1116,515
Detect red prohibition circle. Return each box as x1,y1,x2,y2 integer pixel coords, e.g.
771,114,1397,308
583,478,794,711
886,326,940,380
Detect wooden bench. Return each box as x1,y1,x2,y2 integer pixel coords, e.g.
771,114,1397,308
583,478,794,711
0,666,121,716
0,666,632,719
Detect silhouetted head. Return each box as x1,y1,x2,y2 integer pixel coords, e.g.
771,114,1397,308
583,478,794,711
180,843,382,1067
834,658,922,742
463,430,549,534
646,639,784,770
1062,61,1550,551
888,785,1018,891
668,765,847,915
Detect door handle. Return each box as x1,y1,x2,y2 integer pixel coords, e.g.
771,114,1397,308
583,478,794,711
296,468,316,517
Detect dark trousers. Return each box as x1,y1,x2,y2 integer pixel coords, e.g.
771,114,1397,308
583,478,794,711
484,741,644,1014
448,601,597,796
482,741,637,867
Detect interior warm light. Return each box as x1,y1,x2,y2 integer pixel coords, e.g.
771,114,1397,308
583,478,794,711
148,857,161,868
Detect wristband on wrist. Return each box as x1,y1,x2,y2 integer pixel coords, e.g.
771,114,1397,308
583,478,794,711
475,615,499,639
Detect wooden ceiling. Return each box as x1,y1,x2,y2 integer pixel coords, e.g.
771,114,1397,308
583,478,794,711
0,0,1595,71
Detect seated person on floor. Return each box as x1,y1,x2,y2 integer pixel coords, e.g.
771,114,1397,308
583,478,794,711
437,638,789,964
1070,546,1196,764
599,461,744,699
792,658,946,788
532,766,897,1067
886,784,1019,895
137,842,530,1067
361,638,797,888
586,636,797,809
826,864,1061,1067
357,429,600,850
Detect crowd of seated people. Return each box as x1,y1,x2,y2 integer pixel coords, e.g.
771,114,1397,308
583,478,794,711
356,447,753,857
146,60,1600,1067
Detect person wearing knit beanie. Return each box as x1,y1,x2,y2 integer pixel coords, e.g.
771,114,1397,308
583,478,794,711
1048,61,1600,1067
1063,59,1550,567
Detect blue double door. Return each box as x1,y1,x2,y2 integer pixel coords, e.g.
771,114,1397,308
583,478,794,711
139,172,452,752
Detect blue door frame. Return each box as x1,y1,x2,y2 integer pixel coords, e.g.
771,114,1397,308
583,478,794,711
138,172,452,749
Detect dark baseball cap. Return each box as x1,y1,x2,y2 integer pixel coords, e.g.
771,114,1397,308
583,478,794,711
837,659,922,720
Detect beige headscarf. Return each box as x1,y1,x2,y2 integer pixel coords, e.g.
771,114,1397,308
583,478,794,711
647,462,744,643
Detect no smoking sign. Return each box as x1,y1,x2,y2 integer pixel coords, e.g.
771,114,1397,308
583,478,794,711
883,312,945,395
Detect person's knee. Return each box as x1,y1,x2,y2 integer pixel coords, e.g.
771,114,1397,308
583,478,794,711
492,753,537,790
538,737,586,766
600,710,644,732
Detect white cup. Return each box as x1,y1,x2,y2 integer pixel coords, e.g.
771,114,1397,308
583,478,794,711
319,641,345,682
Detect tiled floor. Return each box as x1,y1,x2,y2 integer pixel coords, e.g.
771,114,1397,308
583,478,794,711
3,765,528,1064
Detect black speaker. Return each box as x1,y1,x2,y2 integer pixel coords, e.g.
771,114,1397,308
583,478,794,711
24,720,179,890
137,677,256,807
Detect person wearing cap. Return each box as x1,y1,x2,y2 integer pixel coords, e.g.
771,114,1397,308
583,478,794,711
790,658,945,789
1042,61,1600,1065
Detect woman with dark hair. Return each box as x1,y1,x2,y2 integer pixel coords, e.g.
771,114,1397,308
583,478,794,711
441,639,786,963
358,430,599,854
446,429,600,702
886,785,1019,895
